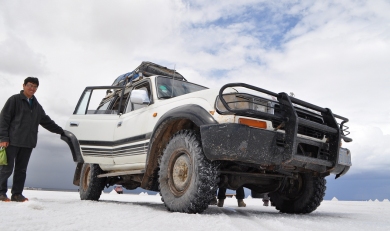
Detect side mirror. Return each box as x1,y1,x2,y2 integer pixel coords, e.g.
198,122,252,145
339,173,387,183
130,89,150,105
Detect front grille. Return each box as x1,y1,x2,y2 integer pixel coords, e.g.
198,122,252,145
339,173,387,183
272,104,325,139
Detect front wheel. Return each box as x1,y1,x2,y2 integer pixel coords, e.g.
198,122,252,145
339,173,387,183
79,163,106,200
269,173,326,214
159,130,218,213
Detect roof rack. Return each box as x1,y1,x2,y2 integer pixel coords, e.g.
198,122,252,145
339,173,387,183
112,61,186,86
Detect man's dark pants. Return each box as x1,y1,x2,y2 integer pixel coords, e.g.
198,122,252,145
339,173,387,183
0,145,32,195
218,186,245,200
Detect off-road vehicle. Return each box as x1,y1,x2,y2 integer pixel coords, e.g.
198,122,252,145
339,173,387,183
61,61,352,214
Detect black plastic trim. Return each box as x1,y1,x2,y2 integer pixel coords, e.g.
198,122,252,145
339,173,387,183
153,104,218,129
60,130,84,163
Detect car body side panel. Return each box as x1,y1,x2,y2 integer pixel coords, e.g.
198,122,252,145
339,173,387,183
65,114,119,164
112,106,151,165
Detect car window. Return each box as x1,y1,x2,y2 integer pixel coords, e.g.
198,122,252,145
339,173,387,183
75,88,119,115
132,87,149,111
98,100,111,111
156,76,207,99
75,89,92,114
125,82,152,113
111,93,129,114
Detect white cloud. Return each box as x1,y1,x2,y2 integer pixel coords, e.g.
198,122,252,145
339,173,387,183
348,125,390,173
0,35,46,75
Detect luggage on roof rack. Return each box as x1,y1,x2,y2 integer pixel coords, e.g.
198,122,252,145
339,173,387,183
112,61,186,86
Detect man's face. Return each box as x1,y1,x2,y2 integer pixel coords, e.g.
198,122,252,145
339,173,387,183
23,82,38,98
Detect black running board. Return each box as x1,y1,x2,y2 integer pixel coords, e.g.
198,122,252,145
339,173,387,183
97,169,145,178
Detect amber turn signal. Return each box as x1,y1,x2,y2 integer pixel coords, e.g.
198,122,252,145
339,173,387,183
153,113,158,117
239,118,267,129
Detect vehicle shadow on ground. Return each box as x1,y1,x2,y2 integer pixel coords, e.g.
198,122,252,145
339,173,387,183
98,199,352,219
99,199,168,212
204,206,353,220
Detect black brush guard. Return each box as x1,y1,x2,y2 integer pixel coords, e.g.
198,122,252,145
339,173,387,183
200,83,352,176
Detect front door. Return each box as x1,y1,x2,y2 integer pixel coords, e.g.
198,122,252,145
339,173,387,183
66,87,122,164
113,81,154,167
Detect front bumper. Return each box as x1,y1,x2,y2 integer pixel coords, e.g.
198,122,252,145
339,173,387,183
200,123,351,176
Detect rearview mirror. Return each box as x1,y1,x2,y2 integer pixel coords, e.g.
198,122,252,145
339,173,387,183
130,89,150,105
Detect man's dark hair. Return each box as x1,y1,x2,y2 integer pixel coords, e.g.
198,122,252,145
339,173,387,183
24,77,39,86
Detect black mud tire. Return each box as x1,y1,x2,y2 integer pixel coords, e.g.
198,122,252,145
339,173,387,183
79,163,106,200
269,173,326,214
159,130,218,213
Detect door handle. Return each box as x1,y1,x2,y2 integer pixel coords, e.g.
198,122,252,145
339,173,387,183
70,122,79,127
117,121,122,127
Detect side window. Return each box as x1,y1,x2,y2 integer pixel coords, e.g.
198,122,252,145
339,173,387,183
133,87,148,111
97,99,112,111
74,89,117,115
125,83,152,113
75,89,92,114
125,94,133,113
111,93,129,114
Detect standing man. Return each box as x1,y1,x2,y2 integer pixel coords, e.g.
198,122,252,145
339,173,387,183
0,77,64,202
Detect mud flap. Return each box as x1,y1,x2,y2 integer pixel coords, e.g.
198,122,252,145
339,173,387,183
60,130,84,163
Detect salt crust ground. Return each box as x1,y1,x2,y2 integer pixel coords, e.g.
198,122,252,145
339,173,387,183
1,190,389,231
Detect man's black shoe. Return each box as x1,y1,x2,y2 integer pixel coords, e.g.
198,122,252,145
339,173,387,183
0,194,11,202
11,194,29,202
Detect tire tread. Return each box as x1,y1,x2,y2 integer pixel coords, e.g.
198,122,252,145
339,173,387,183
159,130,218,213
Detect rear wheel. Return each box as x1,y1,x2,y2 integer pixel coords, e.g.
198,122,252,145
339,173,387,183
159,130,218,213
79,163,106,200
270,173,326,214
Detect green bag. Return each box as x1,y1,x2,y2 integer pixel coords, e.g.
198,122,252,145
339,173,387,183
0,147,7,165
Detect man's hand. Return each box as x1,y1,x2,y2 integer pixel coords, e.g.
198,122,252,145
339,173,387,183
0,142,9,148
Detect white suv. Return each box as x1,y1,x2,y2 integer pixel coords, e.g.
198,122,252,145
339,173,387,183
61,62,352,214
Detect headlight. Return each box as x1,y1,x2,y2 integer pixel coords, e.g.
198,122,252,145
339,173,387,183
216,93,274,114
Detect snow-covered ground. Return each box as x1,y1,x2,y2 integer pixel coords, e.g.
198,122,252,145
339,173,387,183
1,190,389,231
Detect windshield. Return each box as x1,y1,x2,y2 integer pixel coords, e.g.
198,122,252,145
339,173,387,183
156,76,207,99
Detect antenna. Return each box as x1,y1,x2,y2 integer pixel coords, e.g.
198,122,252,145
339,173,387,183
171,64,176,98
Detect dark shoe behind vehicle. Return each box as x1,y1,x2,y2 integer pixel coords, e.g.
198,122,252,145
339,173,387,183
217,199,224,207
209,196,217,205
237,199,246,207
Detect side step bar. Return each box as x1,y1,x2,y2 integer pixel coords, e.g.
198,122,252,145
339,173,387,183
97,169,145,178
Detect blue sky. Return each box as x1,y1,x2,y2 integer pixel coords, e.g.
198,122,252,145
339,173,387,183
1,0,390,200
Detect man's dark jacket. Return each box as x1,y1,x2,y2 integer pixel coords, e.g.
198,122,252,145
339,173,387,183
0,91,64,148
